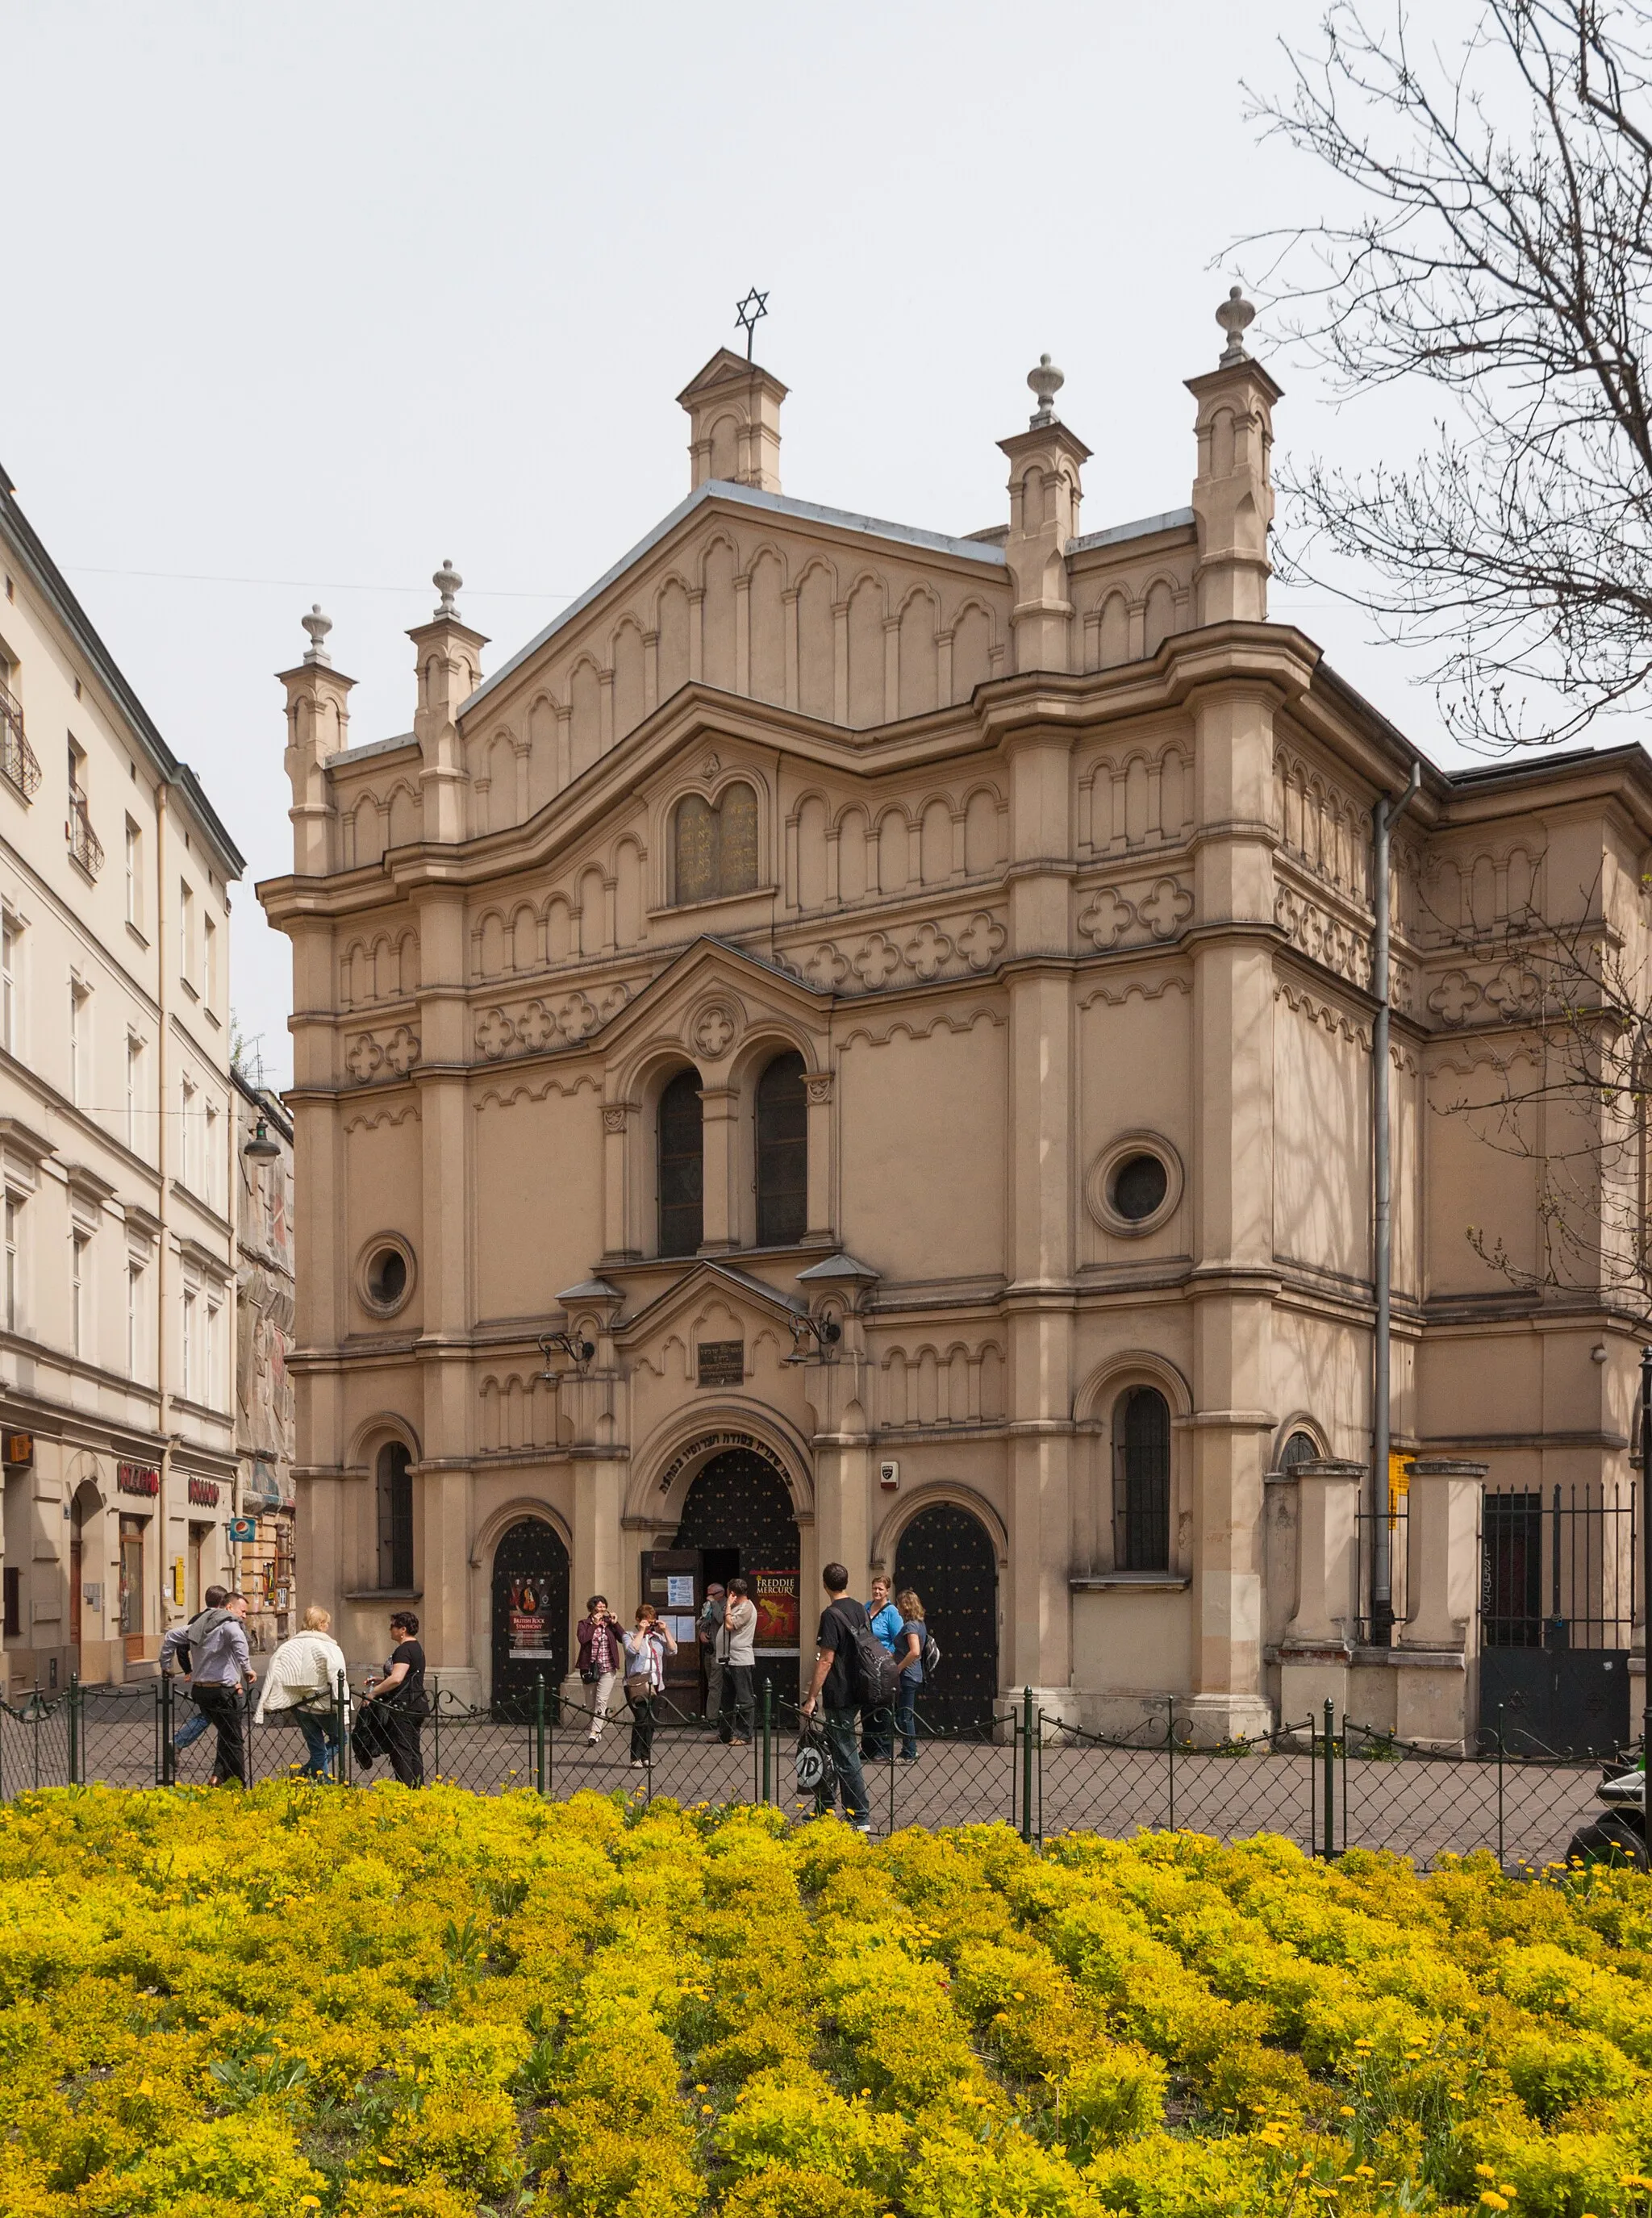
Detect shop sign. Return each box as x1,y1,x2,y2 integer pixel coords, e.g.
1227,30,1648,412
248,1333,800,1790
228,1517,257,1543
753,1568,799,1647
186,1478,220,1508
116,1462,160,1498
3,1432,31,1467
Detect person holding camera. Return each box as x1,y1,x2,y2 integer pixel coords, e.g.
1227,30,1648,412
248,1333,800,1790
698,1582,727,1726
576,1595,624,1749
622,1603,678,1770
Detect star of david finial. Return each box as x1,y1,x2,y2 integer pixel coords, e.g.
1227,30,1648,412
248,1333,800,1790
734,285,770,361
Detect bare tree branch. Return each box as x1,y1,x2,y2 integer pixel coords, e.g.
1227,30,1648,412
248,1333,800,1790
1245,1,1652,747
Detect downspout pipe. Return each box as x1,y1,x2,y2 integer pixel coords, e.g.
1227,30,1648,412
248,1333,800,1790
1370,759,1421,1645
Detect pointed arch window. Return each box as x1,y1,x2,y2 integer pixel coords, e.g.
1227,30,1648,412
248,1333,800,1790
376,1441,414,1590
673,782,758,904
756,1050,807,1245
658,1067,704,1257
1114,1386,1170,1571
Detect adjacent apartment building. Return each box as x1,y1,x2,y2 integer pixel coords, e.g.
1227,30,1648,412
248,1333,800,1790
260,302,1646,1752
0,463,245,1690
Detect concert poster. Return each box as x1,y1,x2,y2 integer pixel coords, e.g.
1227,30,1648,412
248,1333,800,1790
507,1575,553,1651
752,1568,799,1645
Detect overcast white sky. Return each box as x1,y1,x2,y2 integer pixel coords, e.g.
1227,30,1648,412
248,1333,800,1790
0,1,1479,1088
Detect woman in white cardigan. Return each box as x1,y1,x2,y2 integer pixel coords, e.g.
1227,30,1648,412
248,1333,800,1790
254,1604,351,1778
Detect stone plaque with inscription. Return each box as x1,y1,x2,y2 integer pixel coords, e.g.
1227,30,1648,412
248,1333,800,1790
696,1340,745,1387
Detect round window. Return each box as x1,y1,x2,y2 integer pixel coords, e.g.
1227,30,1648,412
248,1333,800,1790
1112,1153,1169,1223
365,1247,409,1307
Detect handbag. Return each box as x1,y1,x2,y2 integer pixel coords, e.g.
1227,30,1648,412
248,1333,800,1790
624,1673,653,1701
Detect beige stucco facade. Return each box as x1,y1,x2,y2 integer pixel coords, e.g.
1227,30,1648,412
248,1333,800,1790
261,312,1649,1748
0,465,244,1691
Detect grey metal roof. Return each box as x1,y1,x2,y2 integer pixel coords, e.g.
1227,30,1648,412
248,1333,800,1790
461,479,1011,719
1068,507,1196,554
336,730,416,765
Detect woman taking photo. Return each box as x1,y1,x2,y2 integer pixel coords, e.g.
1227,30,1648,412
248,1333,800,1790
621,1603,677,1770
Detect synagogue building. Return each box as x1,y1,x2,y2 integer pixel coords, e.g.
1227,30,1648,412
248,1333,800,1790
260,299,1649,1749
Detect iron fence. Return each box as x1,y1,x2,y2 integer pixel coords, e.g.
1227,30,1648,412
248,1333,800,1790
0,1674,1629,1871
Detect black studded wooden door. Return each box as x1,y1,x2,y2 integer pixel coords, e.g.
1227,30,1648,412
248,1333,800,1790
490,1518,569,1721
895,1503,999,1732
675,1449,802,1707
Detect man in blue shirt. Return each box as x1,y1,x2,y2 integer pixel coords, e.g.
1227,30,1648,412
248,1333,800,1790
861,1574,903,1761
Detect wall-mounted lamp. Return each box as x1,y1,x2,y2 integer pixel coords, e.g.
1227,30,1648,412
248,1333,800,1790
785,1311,842,1365
538,1329,595,1380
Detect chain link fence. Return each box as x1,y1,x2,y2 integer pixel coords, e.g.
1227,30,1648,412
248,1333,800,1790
0,1675,1627,1870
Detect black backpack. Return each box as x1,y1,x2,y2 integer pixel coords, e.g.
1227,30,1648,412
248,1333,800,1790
832,1603,900,1708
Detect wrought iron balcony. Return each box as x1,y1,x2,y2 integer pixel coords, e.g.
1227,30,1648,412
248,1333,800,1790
0,681,41,803
67,793,103,878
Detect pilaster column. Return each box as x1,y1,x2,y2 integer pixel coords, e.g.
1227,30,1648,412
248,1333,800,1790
699,1083,738,1252
1003,721,1078,1707
1184,677,1280,1743
1277,1458,1363,1723
804,1073,834,1243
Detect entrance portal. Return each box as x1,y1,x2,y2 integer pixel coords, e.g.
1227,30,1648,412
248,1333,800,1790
674,1449,802,1707
895,1502,999,1732
490,1518,569,1721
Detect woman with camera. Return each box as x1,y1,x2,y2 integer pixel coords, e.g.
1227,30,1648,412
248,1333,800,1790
621,1603,678,1770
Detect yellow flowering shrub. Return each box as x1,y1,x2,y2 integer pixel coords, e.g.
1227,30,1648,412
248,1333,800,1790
6,1785,1652,2214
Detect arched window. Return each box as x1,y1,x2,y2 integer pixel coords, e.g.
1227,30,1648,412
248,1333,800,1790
376,1441,413,1590
673,782,758,905
1281,1430,1320,1473
658,1067,704,1257
756,1050,807,1245
1114,1386,1170,1571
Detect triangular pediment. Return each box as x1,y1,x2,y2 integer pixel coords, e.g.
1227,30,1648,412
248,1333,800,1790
595,936,826,1061
613,1257,807,1348
675,348,789,406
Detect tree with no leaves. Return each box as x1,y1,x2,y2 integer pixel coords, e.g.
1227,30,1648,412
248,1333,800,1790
1249,0,1652,750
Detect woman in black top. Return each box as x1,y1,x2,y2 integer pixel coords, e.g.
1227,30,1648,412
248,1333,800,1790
353,1608,428,1786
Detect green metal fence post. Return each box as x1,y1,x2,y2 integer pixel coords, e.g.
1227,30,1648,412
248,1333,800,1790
66,1674,79,1786
337,1671,351,1786
535,1674,547,1797
1166,1705,1176,1831
158,1670,173,1786
1020,1686,1034,1845
761,1678,773,1806
432,1692,440,1781
1321,1697,1337,1859
1497,1703,1506,1870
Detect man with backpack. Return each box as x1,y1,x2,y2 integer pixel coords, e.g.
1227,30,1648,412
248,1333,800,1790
157,1584,232,1765
800,1561,898,1831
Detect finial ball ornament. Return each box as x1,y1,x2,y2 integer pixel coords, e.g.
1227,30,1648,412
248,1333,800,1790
1027,352,1065,427
300,603,333,666
433,558,462,619
1216,286,1256,365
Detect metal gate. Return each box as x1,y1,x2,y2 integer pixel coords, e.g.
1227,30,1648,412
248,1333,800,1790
1479,1485,1635,1755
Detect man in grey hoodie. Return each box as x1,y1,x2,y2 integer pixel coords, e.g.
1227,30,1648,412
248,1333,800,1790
159,1585,230,1760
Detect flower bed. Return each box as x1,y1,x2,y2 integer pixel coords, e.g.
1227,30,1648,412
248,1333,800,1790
2,1787,1652,2216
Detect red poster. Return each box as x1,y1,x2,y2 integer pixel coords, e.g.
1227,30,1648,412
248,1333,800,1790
752,1569,799,1646
507,1575,552,1651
